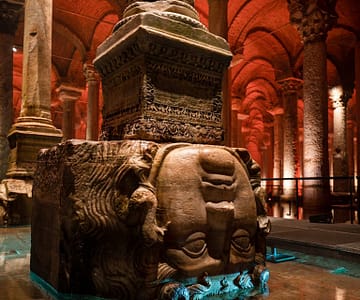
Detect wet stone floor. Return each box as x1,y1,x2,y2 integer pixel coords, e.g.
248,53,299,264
1,226,360,300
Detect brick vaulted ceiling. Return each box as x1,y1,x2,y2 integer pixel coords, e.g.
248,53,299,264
10,0,360,146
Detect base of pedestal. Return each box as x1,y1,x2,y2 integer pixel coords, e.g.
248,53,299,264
6,117,63,178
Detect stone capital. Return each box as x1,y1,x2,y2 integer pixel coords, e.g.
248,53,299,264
0,0,24,35
277,77,303,95
287,0,337,43
56,84,82,102
83,63,100,83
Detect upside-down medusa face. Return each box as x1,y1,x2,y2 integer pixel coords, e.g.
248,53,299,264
155,145,258,278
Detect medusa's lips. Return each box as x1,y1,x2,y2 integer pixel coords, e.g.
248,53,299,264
201,173,236,203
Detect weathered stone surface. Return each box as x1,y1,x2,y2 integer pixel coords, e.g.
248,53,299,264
6,117,62,177
94,11,232,145
31,140,270,299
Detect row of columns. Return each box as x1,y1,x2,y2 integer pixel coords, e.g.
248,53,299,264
229,1,356,218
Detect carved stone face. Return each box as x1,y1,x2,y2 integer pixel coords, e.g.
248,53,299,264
155,145,257,277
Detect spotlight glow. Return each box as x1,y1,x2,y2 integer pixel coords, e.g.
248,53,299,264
329,86,343,108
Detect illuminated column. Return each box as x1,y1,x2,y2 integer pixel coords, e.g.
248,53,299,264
83,63,100,140
347,120,355,177
208,0,231,145
278,78,302,199
0,0,23,180
236,113,248,147
57,85,82,141
271,108,284,198
6,0,62,178
355,42,360,196
330,87,352,192
288,0,337,218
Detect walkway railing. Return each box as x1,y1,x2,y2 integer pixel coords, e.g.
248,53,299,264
261,176,360,224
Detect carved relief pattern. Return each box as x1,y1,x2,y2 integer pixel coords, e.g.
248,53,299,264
287,0,338,42
143,40,229,74
101,64,143,119
277,77,303,95
33,140,162,299
83,63,100,82
99,48,225,143
95,43,142,78
123,117,224,143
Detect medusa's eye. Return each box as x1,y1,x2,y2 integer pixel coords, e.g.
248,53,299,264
181,232,207,258
231,229,251,253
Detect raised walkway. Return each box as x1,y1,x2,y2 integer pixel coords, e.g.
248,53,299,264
267,217,360,263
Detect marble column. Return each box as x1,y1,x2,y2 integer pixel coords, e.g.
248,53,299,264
208,0,231,145
6,0,62,178
277,78,302,199
57,85,82,141
347,120,355,178
83,64,100,141
288,0,337,218
355,42,360,198
331,87,352,192
0,0,23,181
270,108,284,198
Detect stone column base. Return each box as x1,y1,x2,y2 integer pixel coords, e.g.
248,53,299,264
6,117,62,178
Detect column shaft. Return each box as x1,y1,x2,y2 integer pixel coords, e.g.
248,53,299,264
20,0,52,118
331,90,350,192
302,39,330,217
208,0,230,145
57,85,82,141
0,0,24,180
355,42,360,197
288,0,337,218
84,64,100,141
278,78,302,199
272,111,284,197
0,33,14,180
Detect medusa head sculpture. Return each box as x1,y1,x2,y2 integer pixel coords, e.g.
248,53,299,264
32,140,270,299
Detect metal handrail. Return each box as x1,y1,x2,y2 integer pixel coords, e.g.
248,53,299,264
260,175,359,224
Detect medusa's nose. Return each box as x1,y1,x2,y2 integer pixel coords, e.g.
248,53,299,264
205,201,234,262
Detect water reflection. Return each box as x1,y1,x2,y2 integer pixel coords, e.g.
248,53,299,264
1,227,360,300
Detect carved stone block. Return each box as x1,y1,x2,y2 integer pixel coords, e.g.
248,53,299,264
31,140,270,299
94,12,232,144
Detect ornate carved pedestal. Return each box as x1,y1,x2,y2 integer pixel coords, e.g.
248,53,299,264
94,10,231,144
